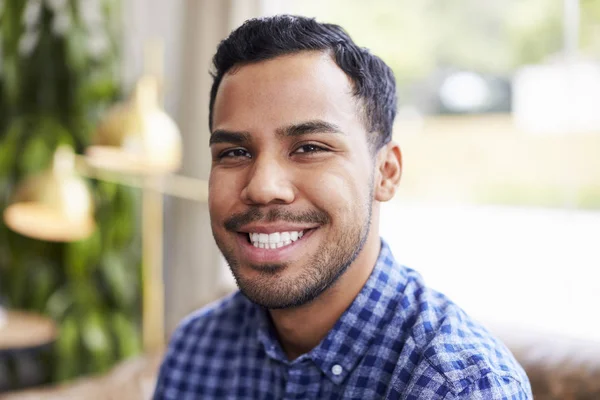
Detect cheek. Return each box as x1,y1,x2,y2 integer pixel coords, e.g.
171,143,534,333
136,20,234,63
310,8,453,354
301,169,368,216
208,170,241,219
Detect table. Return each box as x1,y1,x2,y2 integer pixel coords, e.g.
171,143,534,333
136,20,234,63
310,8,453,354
0,310,58,392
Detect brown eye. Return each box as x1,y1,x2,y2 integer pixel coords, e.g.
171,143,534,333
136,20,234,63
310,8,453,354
220,148,251,159
294,144,326,154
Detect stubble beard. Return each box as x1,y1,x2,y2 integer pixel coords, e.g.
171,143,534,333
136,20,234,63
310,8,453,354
214,189,374,310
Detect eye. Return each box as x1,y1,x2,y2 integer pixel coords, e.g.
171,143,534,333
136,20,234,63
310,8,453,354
219,148,251,159
294,144,327,154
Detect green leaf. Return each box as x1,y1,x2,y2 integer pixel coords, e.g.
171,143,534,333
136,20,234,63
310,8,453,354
64,240,90,281
96,180,118,204
100,251,136,309
81,310,114,373
81,71,118,103
29,260,58,312
54,315,81,382
64,230,101,280
73,279,102,309
82,311,109,351
8,255,28,305
2,55,20,107
109,186,137,248
64,25,87,72
0,117,26,174
111,311,142,358
20,135,51,175
46,285,74,320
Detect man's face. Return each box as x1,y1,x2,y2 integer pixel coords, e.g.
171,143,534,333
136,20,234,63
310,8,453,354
209,51,376,309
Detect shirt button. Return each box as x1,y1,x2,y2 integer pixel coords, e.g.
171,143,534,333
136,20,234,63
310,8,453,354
331,364,343,376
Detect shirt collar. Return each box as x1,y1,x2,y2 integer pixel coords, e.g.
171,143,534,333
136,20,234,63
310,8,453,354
253,239,409,383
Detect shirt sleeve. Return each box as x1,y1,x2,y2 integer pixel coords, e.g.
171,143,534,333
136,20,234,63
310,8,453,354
444,373,533,400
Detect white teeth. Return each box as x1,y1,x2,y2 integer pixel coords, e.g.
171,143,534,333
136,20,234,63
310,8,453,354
249,230,306,249
268,232,280,243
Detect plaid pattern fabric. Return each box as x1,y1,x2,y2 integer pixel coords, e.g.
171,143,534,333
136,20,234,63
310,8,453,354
154,240,532,399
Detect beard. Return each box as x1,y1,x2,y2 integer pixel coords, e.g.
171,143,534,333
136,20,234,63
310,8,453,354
213,188,373,310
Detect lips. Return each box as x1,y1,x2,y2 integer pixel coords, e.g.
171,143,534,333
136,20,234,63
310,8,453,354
235,228,317,264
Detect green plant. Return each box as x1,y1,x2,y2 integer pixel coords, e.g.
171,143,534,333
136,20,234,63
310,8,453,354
0,0,142,382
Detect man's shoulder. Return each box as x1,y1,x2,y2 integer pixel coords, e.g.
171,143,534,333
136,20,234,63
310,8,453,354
168,290,251,347
422,309,530,396
394,278,531,398
154,292,255,398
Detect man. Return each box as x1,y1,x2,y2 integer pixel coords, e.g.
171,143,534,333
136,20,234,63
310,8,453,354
154,15,532,399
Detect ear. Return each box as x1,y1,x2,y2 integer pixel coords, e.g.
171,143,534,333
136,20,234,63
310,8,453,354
374,142,402,202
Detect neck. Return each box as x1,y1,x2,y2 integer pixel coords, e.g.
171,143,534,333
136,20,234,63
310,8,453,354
268,227,381,360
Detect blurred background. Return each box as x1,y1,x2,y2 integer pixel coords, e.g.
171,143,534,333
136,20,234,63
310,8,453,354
0,0,598,398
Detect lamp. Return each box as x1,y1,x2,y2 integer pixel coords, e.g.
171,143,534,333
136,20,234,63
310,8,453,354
86,75,182,174
3,146,95,242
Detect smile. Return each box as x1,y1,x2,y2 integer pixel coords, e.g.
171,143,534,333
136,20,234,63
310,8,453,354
235,227,318,264
248,231,304,249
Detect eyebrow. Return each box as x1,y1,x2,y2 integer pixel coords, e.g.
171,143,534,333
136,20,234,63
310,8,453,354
209,120,344,145
276,120,344,137
209,130,251,145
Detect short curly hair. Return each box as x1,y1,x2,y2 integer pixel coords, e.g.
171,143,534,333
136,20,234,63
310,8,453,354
209,15,398,151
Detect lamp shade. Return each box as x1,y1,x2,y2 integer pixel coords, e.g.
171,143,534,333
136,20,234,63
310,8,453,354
3,146,95,242
85,75,182,174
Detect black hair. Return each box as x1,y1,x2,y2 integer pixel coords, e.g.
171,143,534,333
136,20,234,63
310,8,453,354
209,15,397,151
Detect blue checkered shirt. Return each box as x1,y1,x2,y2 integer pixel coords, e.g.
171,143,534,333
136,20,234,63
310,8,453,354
154,240,532,399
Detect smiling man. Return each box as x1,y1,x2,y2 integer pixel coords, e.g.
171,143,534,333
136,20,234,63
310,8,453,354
153,16,532,399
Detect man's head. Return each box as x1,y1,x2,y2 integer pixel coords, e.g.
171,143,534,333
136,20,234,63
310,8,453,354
208,15,402,309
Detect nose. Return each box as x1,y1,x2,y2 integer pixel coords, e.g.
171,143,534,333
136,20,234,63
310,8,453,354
241,155,295,206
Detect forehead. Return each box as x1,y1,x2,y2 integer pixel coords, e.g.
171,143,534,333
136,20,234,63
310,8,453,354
212,51,363,135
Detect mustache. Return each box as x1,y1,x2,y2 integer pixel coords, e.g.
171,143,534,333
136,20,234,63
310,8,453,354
224,207,330,231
